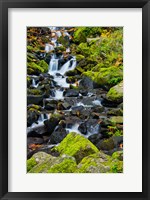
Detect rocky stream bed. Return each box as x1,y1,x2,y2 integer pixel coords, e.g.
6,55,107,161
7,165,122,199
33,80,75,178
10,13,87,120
27,27,123,173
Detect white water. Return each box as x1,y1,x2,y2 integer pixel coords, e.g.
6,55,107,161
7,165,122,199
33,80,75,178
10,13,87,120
87,124,100,137
45,43,54,53
53,90,64,100
66,123,81,135
92,99,102,106
58,56,76,75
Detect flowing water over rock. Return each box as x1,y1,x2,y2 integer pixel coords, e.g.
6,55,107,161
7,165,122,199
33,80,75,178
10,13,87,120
27,27,123,159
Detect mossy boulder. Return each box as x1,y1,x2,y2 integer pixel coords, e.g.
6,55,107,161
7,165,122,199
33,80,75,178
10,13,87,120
83,67,123,89
110,116,123,125
76,151,123,173
106,81,123,103
27,157,37,172
54,132,99,163
29,154,77,173
27,152,50,172
76,151,110,173
98,137,115,151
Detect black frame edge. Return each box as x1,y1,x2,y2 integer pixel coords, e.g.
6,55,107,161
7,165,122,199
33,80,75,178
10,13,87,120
0,0,150,200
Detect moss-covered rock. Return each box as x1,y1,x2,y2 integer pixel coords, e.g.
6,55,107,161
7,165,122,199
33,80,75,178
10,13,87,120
38,60,48,73
27,88,43,95
112,151,123,161
98,138,115,151
76,151,123,173
48,156,77,173
110,116,123,125
83,67,123,89
76,151,110,173
106,81,123,103
27,157,37,172
27,60,48,75
54,132,99,163
44,113,64,134
27,152,50,172
29,154,77,173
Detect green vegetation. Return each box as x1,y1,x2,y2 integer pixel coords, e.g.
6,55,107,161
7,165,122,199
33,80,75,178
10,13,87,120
54,132,99,163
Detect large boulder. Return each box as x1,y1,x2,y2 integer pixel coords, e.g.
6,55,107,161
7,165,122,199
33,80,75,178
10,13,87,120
54,132,99,163
28,153,77,173
75,151,123,173
106,81,123,103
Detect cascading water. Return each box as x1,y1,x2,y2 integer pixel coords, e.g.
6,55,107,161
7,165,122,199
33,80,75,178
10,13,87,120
49,55,59,74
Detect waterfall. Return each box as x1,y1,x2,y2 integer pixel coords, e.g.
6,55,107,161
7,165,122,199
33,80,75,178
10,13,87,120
59,56,76,75
49,55,59,74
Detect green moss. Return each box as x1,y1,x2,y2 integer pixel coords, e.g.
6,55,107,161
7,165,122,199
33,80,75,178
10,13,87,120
112,151,123,161
106,81,123,102
48,157,77,173
27,45,34,52
27,88,43,95
27,157,37,172
76,54,85,61
76,151,110,173
99,138,115,151
29,154,77,173
38,60,48,73
110,161,123,173
29,156,54,173
110,116,123,125
83,67,123,88
108,126,123,137
27,62,44,74
54,132,99,163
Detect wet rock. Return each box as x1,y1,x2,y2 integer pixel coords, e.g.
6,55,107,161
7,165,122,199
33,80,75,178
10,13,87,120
27,95,44,105
64,89,79,97
27,137,44,145
72,105,84,111
27,110,39,127
49,129,67,144
91,105,104,113
101,97,119,108
97,137,115,151
88,133,103,145
79,76,94,89
44,113,64,135
79,90,88,96
78,123,87,134
27,123,47,135
44,99,58,110
57,102,71,110
86,119,101,135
